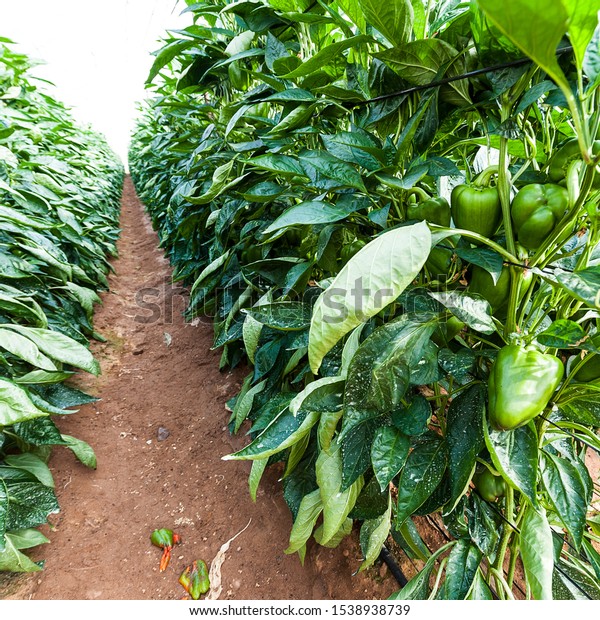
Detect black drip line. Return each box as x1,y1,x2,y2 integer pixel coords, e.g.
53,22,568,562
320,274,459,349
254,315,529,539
344,46,574,109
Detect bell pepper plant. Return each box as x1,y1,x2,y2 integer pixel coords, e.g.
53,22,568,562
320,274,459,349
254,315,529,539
129,0,600,602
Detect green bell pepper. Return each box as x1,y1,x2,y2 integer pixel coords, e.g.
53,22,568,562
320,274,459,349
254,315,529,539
548,138,600,187
573,354,600,382
468,265,533,312
488,344,564,430
340,238,366,264
473,468,506,502
510,183,569,250
425,245,455,278
451,168,502,239
406,188,451,227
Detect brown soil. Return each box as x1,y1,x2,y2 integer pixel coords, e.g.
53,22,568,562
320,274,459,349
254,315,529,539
1,177,401,600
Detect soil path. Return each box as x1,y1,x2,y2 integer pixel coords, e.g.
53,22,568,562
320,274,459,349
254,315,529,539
3,178,397,600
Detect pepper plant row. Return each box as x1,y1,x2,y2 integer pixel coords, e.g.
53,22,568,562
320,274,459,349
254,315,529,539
129,0,600,600
0,40,123,571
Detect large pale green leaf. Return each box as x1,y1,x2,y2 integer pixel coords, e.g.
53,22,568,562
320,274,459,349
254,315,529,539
521,506,554,600
477,0,569,88
5,325,99,375
309,222,432,373
563,0,600,72
357,0,413,47
0,378,48,426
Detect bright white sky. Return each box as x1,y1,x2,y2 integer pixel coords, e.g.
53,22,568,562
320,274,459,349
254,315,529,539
1,0,190,166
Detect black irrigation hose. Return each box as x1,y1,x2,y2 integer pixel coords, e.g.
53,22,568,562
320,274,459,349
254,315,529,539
343,46,574,109
379,545,409,587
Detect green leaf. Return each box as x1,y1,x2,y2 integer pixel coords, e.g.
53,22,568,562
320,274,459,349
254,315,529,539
563,0,600,73
247,154,307,177
391,395,431,436
429,291,495,334
5,325,99,375
6,528,49,550
299,150,367,192
224,400,318,461
147,39,197,83
454,248,503,284
314,517,353,549
446,384,486,508
248,458,268,502
0,534,42,572
61,435,97,469
278,35,372,79
6,482,59,530
309,222,432,373
0,327,57,371
466,494,501,561
359,492,392,571
342,314,438,437
4,454,54,488
284,488,323,556
555,267,600,309
321,132,385,171
477,0,569,90
357,0,413,47
245,302,311,331
263,201,359,234
316,442,364,545
520,506,554,600
0,481,7,548
445,539,483,600
396,433,447,525
537,320,587,349
467,569,494,600
378,38,470,105
243,315,263,365
371,426,410,491
557,385,600,426
484,419,538,506
541,451,587,548
0,379,48,426
389,543,453,600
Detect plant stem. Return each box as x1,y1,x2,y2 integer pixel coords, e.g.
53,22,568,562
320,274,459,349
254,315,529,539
493,485,515,595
